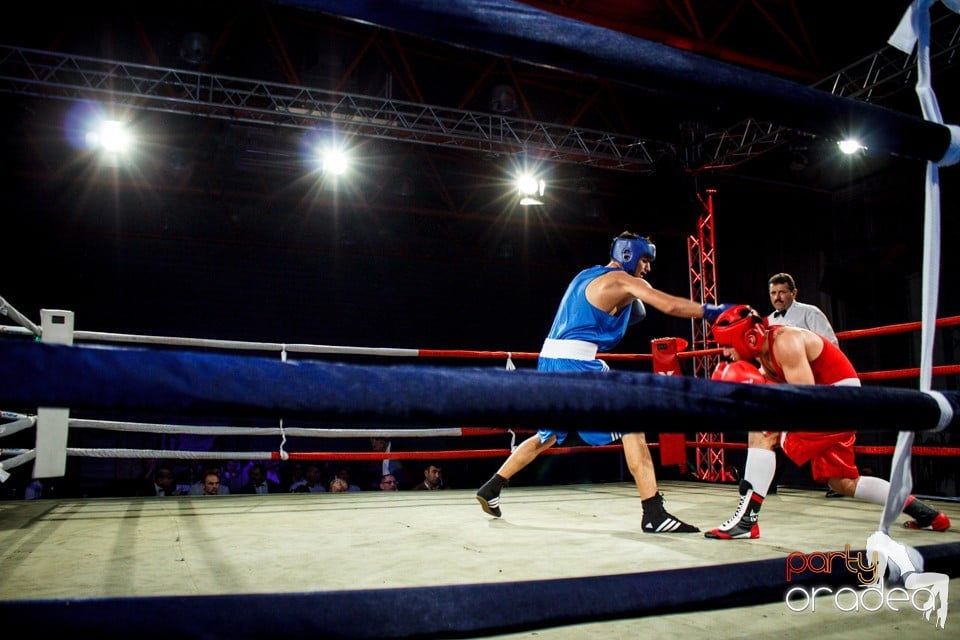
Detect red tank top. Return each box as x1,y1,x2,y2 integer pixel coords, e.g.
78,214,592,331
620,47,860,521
766,329,858,385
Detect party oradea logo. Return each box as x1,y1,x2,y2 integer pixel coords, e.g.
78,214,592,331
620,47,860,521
783,542,948,630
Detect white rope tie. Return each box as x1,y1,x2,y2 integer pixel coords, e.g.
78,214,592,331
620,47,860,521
278,417,288,460
923,390,954,432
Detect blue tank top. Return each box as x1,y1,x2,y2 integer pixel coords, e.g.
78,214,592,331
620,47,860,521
544,265,631,352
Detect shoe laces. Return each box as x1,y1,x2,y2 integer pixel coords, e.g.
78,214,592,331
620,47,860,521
720,493,748,530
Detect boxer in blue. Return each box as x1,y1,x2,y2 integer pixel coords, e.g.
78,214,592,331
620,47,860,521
476,231,735,533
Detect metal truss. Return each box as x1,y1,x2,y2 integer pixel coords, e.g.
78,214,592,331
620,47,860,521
701,9,960,170
0,9,955,176
688,189,732,482
0,45,662,173
687,189,719,379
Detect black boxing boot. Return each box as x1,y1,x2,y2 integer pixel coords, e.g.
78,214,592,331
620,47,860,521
641,492,699,533
476,473,507,518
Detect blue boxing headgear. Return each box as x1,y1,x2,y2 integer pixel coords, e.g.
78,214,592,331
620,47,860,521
610,235,656,275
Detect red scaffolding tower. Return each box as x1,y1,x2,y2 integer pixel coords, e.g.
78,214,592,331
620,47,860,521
687,189,734,482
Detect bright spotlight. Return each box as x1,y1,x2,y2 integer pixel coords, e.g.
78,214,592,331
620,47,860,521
321,147,350,175
517,172,545,206
86,119,133,153
837,139,865,155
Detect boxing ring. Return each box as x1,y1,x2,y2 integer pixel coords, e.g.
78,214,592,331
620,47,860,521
3,0,960,638
1,298,959,638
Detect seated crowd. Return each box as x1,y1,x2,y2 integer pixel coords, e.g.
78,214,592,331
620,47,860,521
9,438,452,499
140,456,447,497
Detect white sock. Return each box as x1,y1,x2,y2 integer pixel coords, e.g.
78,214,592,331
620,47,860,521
743,448,776,497
853,475,890,505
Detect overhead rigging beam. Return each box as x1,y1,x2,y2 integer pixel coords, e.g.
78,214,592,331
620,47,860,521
0,44,660,173
0,4,956,174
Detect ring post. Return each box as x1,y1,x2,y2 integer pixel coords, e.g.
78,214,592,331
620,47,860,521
35,309,74,478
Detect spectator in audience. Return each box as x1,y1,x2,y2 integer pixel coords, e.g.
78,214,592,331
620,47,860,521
265,460,283,484
379,473,400,491
220,460,247,493
281,461,306,492
189,466,231,495
334,466,363,492
200,470,223,496
290,464,327,493
238,463,283,494
412,462,445,490
24,478,44,500
365,437,409,489
329,476,350,493
144,465,185,496
235,460,282,488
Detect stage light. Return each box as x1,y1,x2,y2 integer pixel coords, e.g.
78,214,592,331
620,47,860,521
838,139,865,154
517,172,545,206
321,147,350,175
83,118,135,168
85,119,133,154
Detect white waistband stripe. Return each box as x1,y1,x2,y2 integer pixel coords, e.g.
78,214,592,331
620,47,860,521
539,338,599,361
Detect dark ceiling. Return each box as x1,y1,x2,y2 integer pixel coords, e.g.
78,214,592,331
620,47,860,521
4,1,956,196
1,1,958,352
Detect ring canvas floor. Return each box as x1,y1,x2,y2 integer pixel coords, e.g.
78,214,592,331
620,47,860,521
1,480,958,639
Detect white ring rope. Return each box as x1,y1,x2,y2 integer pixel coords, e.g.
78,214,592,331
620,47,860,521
0,323,423,358
0,448,35,482
0,448,277,461
0,295,536,482
67,419,471,438
66,448,276,460
0,415,36,437
0,415,516,474
0,296,41,337
0,293,531,480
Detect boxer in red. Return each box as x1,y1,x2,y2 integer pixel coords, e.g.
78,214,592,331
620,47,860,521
704,305,950,539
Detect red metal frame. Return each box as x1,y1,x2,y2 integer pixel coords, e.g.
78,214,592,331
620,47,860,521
687,189,734,482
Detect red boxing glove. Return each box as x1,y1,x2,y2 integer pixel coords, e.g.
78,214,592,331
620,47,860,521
711,360,767,384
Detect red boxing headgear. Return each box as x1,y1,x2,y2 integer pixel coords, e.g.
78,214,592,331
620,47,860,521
710,304,767,360
711,360,767,384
